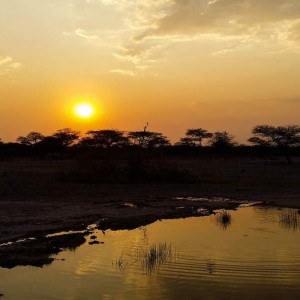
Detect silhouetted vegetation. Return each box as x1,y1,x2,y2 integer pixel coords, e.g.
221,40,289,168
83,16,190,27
115,243,175,274
279,210,300,230
216,210,232,230
17,131,44,145
209,131,237,150
80,130,129,148
248,125,300,164
53,128,80,147
1,124,300,163
140,243,173,274
128,131,170,148
176,128,212,146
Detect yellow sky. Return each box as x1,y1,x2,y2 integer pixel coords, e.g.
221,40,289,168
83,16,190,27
1,0,300,143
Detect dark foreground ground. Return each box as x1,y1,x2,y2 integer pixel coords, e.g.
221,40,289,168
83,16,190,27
1,156,299,242
0,156,299,268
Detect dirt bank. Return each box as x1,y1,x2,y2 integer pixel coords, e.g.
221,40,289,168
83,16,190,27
0,157,299,247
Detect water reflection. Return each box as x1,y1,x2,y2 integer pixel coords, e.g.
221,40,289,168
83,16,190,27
215,209,232,230
1,206,300,300
254,206,300,231
206,260,216,274
139,243,174,275
279,210,300,231
115,243,175,275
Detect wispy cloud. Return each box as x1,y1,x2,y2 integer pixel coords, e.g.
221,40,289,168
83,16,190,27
75,28,100,40
139,0,300,38
10,62,22,69
0,55,22,76
110,68,136,76
0,56,13,66
66,0,300,71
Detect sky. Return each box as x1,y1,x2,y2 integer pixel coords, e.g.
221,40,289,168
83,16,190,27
1,0,300,143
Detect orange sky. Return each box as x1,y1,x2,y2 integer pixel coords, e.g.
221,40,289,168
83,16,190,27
1,0,300,143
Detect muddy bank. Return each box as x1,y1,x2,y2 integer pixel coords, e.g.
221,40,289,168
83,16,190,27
0,197,247,269
0,182,295,246
0,233,86,269
0,193,255,244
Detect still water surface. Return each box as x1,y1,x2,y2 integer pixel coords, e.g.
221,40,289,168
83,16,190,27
1,206,300,300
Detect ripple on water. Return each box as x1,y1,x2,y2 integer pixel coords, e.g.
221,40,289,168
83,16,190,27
1,206,300,300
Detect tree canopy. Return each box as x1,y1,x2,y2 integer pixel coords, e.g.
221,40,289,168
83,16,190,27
17,132,44,145
128,131,170,148
53,128,80,147
209,131,237,149
248,125,300,163
177,128,212,146
248,125,300,147
80,130,129,148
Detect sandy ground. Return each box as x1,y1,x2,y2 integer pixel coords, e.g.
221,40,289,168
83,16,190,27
0,156,299,244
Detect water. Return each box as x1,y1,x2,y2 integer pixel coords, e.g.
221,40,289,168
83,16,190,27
1,206,300,300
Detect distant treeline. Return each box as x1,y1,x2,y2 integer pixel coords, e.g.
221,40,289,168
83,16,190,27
1,125,300,163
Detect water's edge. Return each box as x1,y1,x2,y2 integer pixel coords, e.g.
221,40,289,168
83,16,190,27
0,198,263,269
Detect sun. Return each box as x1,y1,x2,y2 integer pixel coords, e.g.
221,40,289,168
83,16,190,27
74,103,95,118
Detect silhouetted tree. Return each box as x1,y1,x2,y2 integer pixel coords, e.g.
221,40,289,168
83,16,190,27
147,132,170,148
17,132,44,145
177,128,212,146
128,131,170,148
53,128,80,147
248,125,300,163
175,137,195,147
209,131,237,149
80,130,129,148
35,136,65,157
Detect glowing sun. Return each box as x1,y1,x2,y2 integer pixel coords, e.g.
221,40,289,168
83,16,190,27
74,103,95,118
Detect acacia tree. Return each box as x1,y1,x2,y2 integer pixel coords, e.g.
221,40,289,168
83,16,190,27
147,132,170,148
209,131,237,149
177,128,212,146
128,131,170,148
80,130,129,148
35,136,65,156
17,132,44,145
248,125,300,164
52,128,80,147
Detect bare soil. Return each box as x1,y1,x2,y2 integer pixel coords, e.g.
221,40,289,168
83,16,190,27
0,156,299,246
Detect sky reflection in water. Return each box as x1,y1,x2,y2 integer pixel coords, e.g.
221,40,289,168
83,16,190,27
1,206,300,300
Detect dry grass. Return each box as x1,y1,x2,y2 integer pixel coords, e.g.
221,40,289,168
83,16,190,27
279,210,300,230
139,243,173,274
216,210,232,230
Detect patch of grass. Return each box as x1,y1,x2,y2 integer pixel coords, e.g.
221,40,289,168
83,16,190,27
114,242,176,275
279,210,300,230
115,252,125,270
216,210,232,230
139,242,173,274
